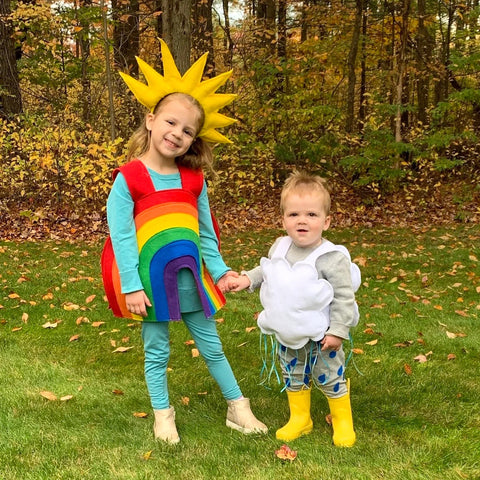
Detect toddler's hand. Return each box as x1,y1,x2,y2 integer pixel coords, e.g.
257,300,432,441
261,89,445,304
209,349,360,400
228,274,251,292
320,334,343,351
217,270,239,293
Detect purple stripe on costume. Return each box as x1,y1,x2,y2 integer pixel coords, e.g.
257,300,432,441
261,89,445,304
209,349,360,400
164,256,215,320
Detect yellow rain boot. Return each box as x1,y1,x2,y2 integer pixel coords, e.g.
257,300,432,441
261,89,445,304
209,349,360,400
327,383,356,447
276,389,313,441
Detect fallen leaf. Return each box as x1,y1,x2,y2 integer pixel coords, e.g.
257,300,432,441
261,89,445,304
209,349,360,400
69,334,80,342
365,339,378,346
414,354,428,363
352,348,364,354
12,327,22,332
22,312,29,323
42,321,58,329
40,390,58,401
325,413,332,425
143,450,153,461
85,295,96,303
181,396,190,406
245,326,257,333
112,389,124,395
184,339,195,346
92,321,105,328
191,348,200,358
447,353,456,360
60,395,74,402
112,346,133,353
133,412,148,418
404,363,412,375
63,303,80,311
275,444,297,462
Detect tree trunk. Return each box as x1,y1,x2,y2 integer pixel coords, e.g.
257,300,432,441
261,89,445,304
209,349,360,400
345,0,364,133
394,0,410,143
415,0,430,125
112,0,140,75
256,0,276,56
161,0,191,75
192,0,214,76
358,5,367,130
0,0,23,117
77,0,92,124
221,0,234,68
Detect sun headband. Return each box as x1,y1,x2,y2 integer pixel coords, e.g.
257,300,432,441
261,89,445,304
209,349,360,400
119,39,236,144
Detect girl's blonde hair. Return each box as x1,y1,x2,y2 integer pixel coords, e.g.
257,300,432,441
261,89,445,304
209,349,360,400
126,92,214,172
280,171,331,214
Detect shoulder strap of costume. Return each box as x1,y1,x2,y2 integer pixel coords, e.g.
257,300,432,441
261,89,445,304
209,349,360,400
270,236,292,259
178,164,204,197
307,240,361,292
113,160,156,202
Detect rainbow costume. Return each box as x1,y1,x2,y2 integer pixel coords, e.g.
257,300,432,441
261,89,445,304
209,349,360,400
101,160,225,322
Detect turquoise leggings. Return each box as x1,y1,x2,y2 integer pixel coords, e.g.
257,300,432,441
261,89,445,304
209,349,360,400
141,310,242,410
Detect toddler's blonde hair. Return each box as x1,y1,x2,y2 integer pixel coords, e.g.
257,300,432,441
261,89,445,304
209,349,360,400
280,171,331,215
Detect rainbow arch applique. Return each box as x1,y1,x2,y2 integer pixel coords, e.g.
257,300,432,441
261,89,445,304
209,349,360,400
101,162,225,322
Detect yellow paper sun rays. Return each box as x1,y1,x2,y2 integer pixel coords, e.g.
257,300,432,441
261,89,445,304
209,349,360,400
119,39,236,144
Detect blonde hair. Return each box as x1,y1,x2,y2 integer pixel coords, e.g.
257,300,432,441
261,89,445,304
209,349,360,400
126,92,214,172
280,171,331,215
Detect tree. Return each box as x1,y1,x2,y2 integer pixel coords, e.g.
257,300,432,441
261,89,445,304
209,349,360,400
192,0,215,75
161,0,192,74
112,0,140,75
0,0,22,117
345,0,364,133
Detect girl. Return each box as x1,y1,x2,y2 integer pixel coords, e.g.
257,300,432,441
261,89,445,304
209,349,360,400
104,44,267,444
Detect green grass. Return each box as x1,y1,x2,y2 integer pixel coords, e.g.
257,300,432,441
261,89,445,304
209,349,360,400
1,225,479,480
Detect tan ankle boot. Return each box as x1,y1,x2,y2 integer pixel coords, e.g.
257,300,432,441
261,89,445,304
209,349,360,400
153,406,180,444
226,398,268,434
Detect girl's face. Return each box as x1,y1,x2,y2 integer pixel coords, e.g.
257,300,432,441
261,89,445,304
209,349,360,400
145,96,202,164
282,191,331,249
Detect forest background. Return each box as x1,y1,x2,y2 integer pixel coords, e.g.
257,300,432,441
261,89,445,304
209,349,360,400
0,0,479,241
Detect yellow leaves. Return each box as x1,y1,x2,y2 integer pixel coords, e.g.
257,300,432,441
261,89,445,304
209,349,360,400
191,348,200,358
133,412,148,418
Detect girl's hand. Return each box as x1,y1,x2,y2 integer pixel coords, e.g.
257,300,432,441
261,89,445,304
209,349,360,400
320,334,343,351
125,290,152,317
228,274,251,292
217,271,239,293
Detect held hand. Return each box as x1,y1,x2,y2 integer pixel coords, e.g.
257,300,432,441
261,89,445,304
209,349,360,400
228,274,251,292
125,290,152,317
217,270,239,293
320,334,343,352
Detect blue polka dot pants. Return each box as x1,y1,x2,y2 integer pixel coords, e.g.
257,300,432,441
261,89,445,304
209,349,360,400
278,340,347,398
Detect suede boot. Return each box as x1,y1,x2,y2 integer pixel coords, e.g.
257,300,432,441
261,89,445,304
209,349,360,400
327,385,356,447
153,406,180,444
226,398,268,434
276,388,313,441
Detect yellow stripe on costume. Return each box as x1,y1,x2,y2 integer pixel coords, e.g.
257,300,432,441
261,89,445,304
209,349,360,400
137,213,199,251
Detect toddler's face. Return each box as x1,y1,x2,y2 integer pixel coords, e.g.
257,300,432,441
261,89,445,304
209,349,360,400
282,192,331,249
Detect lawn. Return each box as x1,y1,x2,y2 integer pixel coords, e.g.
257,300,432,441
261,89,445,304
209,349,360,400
0,224,479,480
